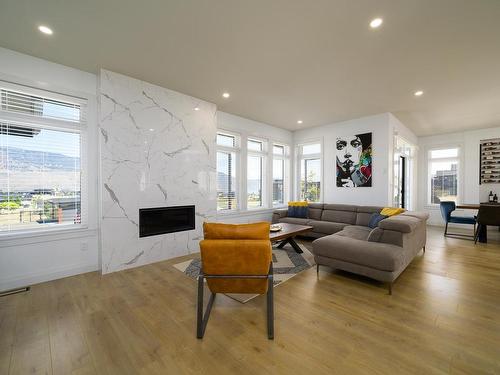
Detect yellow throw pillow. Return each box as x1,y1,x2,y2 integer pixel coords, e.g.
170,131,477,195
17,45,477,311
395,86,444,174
287,201,308,207
380,207,405,217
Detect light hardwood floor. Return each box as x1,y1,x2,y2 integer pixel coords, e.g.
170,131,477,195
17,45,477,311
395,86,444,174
1,226,500,374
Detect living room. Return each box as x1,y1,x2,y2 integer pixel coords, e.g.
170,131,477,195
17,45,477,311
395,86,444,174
1,1,499,374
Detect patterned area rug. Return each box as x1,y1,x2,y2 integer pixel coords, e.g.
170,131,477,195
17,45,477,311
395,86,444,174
173,242,315,303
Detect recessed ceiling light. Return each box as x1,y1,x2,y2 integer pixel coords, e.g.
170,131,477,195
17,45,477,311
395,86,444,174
297,120,303,124
414,90,424,97
194,107,200,111
370,18,383,29
222,92,230,98
38,25,53,35
149,128,155,132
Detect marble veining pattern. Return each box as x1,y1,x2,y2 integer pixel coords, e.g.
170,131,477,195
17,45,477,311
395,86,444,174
99,69,217,274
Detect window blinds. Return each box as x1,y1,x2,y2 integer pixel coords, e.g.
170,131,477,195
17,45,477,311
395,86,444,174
0,81,87,233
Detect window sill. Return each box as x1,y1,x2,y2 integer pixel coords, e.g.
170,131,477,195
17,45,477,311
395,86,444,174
0,225,97,248
216,207,280,218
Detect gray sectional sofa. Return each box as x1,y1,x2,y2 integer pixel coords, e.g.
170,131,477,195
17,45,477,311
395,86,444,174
272,204,429,294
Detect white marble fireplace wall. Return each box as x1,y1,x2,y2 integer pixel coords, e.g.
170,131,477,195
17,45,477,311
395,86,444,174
99,70,217,274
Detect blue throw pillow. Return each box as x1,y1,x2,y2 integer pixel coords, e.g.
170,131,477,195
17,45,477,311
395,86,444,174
288,201,308,218
368,213,387,228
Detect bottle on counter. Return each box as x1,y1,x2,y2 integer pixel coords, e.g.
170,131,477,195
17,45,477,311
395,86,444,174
489,191,494,202
494,194,498,203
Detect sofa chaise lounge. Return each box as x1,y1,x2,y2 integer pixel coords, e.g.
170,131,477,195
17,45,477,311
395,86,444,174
272,204,429,294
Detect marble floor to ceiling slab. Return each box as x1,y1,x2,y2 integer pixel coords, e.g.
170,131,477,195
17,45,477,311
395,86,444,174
99,69,217,274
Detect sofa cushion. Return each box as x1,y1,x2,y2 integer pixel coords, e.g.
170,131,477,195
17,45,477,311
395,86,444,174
307,203,324,220
323,204,358,211
308,220,347,235
355,206,384,226
367,227,383,242
321,204,357,224
335,225,372,241
312,235,405,272
273,208,288,220
378,215,420,233
279,217,311,225
400,211,430,221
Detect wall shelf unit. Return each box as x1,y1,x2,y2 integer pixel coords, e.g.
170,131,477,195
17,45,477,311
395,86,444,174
480,138,500,184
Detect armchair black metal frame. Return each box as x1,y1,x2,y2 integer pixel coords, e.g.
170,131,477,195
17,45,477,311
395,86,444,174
440,201,476,239
196,263,274,340
444,221,476,239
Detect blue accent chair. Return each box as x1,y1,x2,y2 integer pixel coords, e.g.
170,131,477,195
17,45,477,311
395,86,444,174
439,201,476,238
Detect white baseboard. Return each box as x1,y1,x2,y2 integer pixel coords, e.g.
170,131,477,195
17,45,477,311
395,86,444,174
0,262,99,292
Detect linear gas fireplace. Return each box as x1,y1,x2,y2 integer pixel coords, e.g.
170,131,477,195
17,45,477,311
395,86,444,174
139,205,195,238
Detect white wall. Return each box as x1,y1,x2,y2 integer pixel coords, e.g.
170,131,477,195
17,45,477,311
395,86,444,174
0,48,99,291
418,126,500,225
216,111,293,223
294,113,396,206
389,113,418,146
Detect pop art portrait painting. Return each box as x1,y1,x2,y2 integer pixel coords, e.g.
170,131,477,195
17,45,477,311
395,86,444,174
336,132,372,187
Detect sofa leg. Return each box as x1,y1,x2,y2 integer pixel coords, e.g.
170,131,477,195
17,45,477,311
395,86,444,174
423,245,426,253
388,282,393,295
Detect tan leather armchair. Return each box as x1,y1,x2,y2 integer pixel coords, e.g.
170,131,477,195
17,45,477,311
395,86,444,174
197,222,274,339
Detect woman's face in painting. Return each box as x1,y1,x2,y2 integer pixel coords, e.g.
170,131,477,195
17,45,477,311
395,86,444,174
336,135,362,171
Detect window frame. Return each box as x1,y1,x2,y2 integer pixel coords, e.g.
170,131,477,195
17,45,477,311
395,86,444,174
0,80,89,237
296,140,323,203
426,145,462,207
246,137,267,210
216,129,290,215
216,130,241,212
272,142,289,207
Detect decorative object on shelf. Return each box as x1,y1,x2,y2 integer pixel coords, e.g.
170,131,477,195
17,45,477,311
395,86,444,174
270,224,282,232
336,132,372,187
480,138,500,184
489,191,494,202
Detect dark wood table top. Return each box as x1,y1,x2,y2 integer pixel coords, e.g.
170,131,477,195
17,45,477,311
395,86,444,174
457,203,500,209
456,204,480,209
269,223,313,241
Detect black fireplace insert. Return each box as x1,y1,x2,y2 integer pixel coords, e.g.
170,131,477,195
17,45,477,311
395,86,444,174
139,205,195,238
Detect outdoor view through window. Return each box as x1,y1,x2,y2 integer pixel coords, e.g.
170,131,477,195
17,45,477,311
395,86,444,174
428,148,459,204
0,86,83,233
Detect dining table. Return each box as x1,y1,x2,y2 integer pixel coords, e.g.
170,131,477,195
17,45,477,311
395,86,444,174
457,202,500,243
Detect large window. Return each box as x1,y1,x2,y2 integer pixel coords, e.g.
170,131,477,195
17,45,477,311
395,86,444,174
428,147,459,205
216,130,289,212
216,132,239,211
0,82,87,233
298,142,321,202
247,139,266,209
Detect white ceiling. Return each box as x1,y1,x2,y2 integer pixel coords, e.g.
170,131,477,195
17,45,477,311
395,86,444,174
0,0,499,136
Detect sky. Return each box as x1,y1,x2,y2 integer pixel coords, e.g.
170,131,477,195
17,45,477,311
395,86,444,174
1,102,80,158
0,128,80,158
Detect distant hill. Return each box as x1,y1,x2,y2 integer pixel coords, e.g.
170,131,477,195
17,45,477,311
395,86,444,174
217,171,261,194
0,147,80,171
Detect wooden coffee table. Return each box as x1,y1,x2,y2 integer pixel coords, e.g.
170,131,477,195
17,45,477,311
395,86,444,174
270,223,313,253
